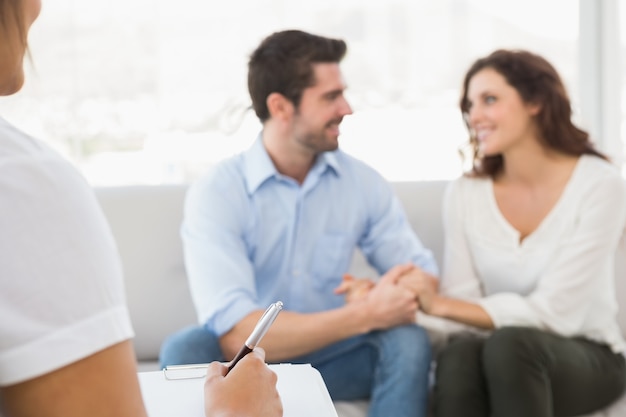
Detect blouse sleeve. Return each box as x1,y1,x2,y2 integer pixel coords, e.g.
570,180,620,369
418,178,487,338
0,155,134,385
440,178,485,299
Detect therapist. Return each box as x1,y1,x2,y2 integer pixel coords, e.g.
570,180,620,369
0,1,282,416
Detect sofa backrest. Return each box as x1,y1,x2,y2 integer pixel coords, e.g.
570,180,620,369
94,181,626,363
348,181,447,278
95,185,193,361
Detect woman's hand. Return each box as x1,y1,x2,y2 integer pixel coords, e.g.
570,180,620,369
204,348,283,417
333,273,376,303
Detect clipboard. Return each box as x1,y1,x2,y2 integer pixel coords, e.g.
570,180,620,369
138,363,339,417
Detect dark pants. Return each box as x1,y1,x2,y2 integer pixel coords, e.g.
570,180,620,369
434,327,626,417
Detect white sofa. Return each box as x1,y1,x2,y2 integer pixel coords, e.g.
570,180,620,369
94,181,626,417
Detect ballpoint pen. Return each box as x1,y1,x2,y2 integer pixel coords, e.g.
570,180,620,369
226,300,283,374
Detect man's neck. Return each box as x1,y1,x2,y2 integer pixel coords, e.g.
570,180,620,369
262,128,316,185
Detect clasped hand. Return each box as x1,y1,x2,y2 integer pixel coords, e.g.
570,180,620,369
334,264,439,314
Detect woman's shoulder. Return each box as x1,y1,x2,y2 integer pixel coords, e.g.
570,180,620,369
579,154,622,178
577,155,625,192
569,156,626,216
443,174,492,210
447,173,491,194
0,117,51,161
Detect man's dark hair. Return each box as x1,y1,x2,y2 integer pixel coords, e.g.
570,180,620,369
248,30,347,122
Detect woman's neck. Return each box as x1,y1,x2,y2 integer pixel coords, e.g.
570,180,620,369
498,146,578,187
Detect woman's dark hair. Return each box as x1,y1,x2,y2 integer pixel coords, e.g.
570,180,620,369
459,49,607,178
248,30,347,122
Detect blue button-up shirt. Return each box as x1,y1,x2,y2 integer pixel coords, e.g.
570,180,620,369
182,136,437,336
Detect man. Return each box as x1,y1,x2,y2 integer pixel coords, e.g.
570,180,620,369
160,30,437,417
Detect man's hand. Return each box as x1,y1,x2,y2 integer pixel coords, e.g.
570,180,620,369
397,268,439,314
359,264,419,330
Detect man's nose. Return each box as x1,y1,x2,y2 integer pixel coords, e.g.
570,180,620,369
339,96,353,116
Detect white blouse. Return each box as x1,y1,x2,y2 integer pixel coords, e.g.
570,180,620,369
441,155,626,353
0,117,134,386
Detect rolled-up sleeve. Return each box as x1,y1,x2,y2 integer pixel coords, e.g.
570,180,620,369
359,170,438,276
182,169,259,336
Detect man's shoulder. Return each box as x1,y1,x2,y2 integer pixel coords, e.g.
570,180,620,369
333,149,386,183
190,155,247,195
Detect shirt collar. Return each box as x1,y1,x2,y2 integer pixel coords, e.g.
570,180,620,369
310,149,341,179
242,133,342,194
243,134,277,194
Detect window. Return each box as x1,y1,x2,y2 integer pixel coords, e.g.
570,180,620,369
1,0,581,185
619,1,626,175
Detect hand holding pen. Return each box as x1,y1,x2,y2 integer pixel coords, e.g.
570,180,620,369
205,347,283,417
226,301,283,374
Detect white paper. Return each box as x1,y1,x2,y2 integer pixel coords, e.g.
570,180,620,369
138,363,338,417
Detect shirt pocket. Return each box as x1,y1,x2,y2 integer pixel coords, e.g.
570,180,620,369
311,234,353,290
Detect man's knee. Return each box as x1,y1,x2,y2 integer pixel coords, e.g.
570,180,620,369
159,324,223,368
380,324,432,366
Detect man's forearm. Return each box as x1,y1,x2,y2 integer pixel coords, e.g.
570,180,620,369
220,303,372,362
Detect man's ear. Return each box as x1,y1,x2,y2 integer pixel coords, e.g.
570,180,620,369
266,92,294,121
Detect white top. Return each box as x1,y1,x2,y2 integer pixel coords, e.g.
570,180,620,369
441,155,626,353
0,117,134,386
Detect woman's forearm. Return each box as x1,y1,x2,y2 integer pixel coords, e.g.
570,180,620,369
429,295,495,330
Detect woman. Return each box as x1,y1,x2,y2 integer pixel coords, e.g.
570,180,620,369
0,1,281,416
413,49,626,417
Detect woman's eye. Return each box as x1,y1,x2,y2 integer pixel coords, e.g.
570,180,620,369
485,96,496,104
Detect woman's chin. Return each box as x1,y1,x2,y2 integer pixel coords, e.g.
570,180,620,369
0,72,25,96
478,143,500,158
